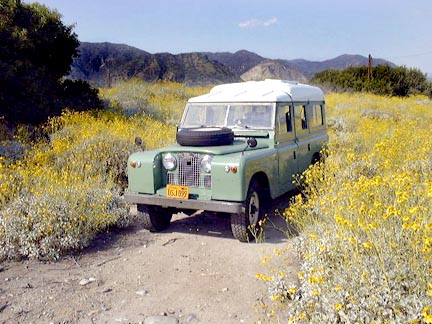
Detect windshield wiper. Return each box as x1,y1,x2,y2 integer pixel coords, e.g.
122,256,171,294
231,125,250,129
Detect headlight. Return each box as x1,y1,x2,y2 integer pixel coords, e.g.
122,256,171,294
200,155,213,173
162,153,177,170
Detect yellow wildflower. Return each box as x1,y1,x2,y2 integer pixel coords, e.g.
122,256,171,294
422,306,432,323
363,241,373,249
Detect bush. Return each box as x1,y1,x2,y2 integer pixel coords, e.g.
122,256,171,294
257,93,432,323
0,109,176,260
311,65,431,98
0,81,210,260
100,79,210,124
0,184,128,260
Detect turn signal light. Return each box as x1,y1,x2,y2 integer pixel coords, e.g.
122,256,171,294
224,165,238,173
130,161,141,168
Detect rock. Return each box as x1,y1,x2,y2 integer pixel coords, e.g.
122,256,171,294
79,277,96,286
185,314,199,323
144,315,178,324
0,303,8,313
101,304,110,311
22,283,33,289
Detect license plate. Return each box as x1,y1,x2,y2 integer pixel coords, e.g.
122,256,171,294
166,184,189,199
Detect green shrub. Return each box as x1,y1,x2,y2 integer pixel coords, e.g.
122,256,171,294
0,109,176,260
311,65,431,97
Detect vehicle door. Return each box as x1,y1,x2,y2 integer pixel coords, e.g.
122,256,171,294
293,104,313,174
307,103,327,157
275,102,298,195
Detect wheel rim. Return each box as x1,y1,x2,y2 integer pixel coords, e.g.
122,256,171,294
248,191,260,226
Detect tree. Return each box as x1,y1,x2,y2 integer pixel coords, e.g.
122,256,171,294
59,79,103,112
0,0,80,124
405,68,428,95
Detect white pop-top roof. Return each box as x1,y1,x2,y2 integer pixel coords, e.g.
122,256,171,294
188,79,324,103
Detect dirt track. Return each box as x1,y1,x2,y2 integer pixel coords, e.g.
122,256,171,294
0,197,298,324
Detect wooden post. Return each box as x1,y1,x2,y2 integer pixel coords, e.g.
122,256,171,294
368,54,373,81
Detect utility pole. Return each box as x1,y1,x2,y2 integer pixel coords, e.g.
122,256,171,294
368,54,373,81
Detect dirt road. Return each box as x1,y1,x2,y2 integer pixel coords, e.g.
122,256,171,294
0,199,298,324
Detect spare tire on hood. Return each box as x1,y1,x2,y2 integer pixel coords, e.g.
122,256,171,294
176,127,234,146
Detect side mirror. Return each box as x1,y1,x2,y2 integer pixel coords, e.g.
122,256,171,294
247,137,257,148
135,136,143,146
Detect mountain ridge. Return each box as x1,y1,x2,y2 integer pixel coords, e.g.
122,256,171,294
70,42,396,87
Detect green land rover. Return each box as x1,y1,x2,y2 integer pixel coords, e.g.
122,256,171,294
124,79,328,242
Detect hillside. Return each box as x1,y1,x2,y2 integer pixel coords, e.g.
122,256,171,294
241,60,308,83
71,42,240,87
70,42,396,86
204,50,266,75
288,54,396,79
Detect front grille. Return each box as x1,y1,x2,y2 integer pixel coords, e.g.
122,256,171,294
167,153,211,188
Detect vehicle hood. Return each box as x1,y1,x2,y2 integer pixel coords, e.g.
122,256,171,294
160,140,269,155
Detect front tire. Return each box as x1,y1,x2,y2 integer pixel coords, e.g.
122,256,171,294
137,204,172,232
230,180,263,242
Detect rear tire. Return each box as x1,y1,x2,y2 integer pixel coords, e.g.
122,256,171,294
230,180,263,242
137,204,172,232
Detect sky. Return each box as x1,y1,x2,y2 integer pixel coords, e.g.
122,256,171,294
25,0,432,74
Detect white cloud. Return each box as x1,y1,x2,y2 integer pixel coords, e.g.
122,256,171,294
238,17,278,29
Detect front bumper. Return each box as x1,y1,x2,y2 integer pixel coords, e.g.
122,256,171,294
123,192,245,214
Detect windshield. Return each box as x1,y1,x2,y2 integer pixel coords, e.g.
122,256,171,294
180,103,274,129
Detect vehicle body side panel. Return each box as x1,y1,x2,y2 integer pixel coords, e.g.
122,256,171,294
210,146,277,202
127,150,163,194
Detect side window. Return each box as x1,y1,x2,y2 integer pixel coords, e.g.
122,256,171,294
309,104,324,128
276,103,292,134
294,104,308,134
301,106,307,129
286,110,293,132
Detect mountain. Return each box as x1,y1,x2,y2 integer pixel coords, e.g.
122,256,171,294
70,42,396,86
204,52,394,81
241,60,308,83
204,50,266,76
287,54,396,79
70,42,240,87
70,42,153,86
